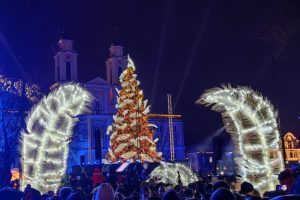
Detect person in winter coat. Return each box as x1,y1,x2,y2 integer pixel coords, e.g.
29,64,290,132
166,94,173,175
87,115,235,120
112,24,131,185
94,183,114,200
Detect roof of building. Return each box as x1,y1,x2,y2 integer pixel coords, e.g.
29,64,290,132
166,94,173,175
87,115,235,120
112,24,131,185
148,114,181,118
85,77,108,85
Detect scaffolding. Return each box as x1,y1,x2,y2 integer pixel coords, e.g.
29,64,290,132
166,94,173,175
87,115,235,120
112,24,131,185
167,94,175,161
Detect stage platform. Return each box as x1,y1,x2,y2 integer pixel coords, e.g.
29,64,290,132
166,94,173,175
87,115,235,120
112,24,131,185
71,162,160,177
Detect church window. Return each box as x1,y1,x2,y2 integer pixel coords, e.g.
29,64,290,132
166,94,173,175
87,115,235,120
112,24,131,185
66,61,71,81
103,133,108,148
57,55,60,68
285,142,289,149
99,99,104,113
94,100,100,114
57,67,60,81
110,88,114,105
110,69,113,84
118,67,123,78
93,129,102,151
80,155,85,165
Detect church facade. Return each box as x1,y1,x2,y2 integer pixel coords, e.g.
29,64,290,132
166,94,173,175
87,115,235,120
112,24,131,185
52,39,185,169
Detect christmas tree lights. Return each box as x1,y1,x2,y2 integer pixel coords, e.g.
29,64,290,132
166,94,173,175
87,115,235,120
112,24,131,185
106,56,162,163
150,162,197,186
20,83,92,193
197,85,284,193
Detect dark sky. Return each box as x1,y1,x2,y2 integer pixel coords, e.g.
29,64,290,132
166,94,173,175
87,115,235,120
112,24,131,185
0,0,300,146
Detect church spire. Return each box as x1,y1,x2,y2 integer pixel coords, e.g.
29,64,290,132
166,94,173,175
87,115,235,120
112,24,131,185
53,38,78,82
105,45,127,85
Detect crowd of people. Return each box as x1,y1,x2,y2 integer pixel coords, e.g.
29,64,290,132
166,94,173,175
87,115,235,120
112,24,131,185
1,167,300,200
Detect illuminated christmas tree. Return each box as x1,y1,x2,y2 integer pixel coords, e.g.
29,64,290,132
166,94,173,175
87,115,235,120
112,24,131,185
106,57,162,163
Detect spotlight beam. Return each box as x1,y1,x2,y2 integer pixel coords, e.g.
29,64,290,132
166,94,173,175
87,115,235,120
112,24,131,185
0,31,28,80
150,0,171,108
173,2,214,112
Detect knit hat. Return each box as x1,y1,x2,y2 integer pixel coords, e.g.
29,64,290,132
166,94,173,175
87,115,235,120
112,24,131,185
0,187,24,200
66,190,85,200
278,168,293,181
162,189,180,200
210,188,236,200
240,181,254,195
94,183,114,200
205,183,213,194
212,180,230,192
24,188,41,200
245,195,262,200
59,187,72,200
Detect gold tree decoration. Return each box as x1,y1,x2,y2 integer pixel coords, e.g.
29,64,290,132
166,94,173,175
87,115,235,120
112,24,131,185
106,57,162,163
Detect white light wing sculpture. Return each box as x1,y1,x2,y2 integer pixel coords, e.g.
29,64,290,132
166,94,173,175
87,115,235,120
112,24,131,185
21,83,92,193
150,162,197,186
197,85,284,193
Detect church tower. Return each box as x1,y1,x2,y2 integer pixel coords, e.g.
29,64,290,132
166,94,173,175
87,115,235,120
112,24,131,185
105,45,127,85
54,39,78,82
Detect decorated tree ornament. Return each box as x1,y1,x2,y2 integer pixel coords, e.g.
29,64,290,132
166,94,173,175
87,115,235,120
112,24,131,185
149,162,197,186
106,56,162,163
20,83,92,193
197,84,284,193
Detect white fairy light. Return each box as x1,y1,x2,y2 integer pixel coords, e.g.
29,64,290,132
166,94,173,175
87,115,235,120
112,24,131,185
0,74,42,103
20,83,92,193
197,84,284,193
106,126,112,135
150,163,197,186
115,88,120,95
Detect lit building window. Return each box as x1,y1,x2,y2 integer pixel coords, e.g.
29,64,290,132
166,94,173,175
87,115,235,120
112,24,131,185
209,157,213,163
284,132,300,162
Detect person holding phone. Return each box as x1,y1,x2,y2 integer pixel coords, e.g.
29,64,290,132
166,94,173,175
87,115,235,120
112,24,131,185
278,169,295,194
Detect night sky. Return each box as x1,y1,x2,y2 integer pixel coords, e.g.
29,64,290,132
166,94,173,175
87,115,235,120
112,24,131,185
0,0,300,147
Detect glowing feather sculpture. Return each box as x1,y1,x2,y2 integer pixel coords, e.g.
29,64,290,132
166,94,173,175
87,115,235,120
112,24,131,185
197,85,284,193
150,162,197,186
21,83,92,193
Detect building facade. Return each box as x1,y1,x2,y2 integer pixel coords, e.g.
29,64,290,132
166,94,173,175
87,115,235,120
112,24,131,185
284,132,300,168
187,151,235,175
52,39,185,169
186,132,300,175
